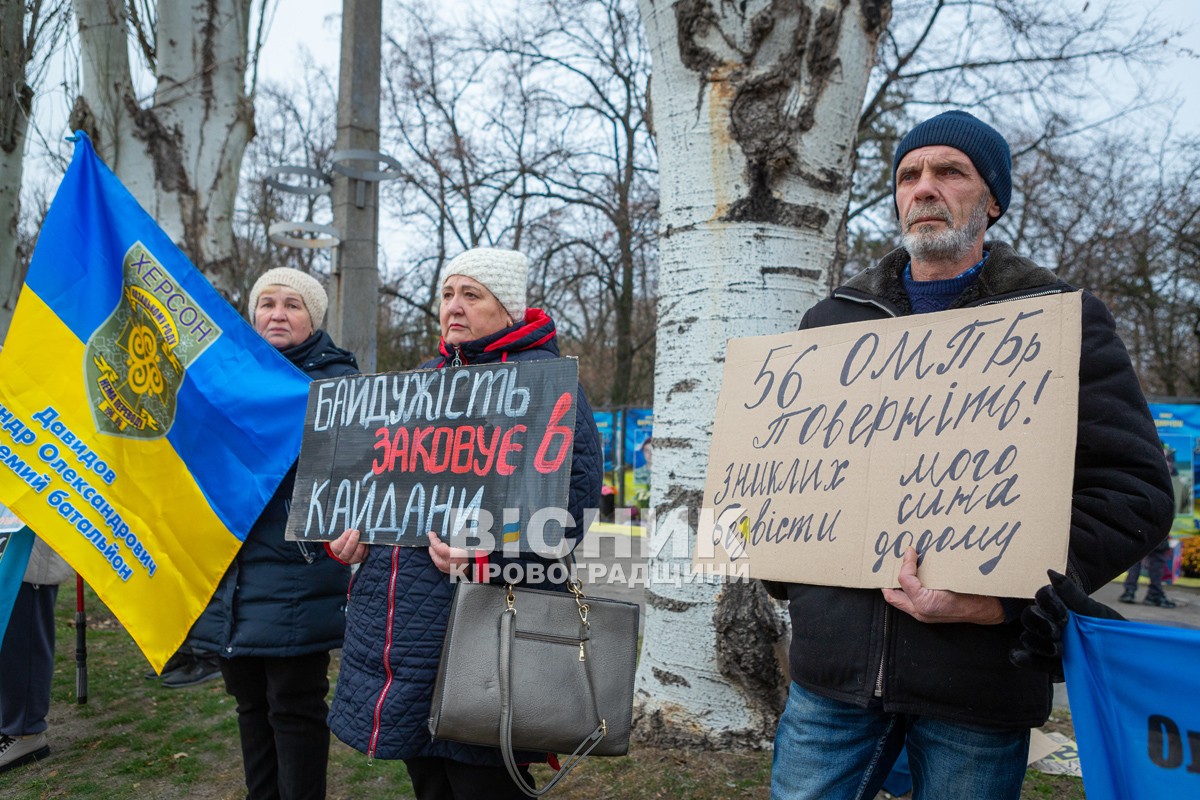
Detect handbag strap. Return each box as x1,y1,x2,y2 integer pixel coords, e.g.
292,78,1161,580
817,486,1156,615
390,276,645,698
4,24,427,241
498,601,607,797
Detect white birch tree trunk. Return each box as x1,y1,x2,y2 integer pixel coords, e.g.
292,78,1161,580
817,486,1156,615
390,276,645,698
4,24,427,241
71,0,256,287
634,0,889,748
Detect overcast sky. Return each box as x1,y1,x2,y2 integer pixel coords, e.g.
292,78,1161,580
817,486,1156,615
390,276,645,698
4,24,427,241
257,0,1200,137
27,1,1197,168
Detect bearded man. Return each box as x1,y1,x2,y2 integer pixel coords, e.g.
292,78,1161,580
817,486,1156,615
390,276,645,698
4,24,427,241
764,110,1173,800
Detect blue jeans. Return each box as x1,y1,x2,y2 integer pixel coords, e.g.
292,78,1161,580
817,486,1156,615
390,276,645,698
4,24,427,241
0,583,58,736
771,682,1029,800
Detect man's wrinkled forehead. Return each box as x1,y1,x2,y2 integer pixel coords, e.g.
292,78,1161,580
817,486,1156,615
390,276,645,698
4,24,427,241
896,144,976,175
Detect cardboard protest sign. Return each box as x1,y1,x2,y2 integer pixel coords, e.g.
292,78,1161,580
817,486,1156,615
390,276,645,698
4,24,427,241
1028,730,1082,776
698,292,1081,597
286,358,579,552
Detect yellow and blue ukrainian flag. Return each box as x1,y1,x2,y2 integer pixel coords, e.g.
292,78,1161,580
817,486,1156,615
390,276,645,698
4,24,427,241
0,132,311,670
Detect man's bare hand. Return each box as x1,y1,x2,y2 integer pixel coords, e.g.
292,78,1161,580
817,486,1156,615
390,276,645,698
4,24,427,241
329,528,369,565
427,531,471,579
882,548,1005,625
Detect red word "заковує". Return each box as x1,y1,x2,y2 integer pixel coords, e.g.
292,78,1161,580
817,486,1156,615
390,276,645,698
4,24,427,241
370,392,576,478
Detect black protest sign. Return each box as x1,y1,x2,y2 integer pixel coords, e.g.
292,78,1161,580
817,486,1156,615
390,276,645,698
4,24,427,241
285,358,579,551
697,293,1082,597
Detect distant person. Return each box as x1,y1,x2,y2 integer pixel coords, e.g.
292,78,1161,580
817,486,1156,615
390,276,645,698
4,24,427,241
1119,539,1177,608
189,268,358,800
763,110,1174,799
0,532,72,773
1161,444,1192,514
327,247,601,799
1121,448,1181,608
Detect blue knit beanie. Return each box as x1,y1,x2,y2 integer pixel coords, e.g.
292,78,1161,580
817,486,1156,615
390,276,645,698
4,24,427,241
892,110,1011,226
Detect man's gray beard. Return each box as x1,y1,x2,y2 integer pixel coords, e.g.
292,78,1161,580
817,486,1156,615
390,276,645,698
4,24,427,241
902,193,991,264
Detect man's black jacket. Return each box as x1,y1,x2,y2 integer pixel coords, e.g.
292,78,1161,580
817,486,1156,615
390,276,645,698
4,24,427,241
766,242,1173,728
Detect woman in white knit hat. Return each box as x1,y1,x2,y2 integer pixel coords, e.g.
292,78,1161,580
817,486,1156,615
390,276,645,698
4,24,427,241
188,267,359,800
327,248,602,799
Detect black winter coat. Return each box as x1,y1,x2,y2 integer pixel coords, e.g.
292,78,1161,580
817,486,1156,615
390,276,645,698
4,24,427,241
773,242,1173,729
328,308,603,764
192,329,358,657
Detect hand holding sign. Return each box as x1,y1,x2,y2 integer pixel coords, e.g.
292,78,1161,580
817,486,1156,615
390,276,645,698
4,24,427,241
427,531,470,578
882,548,1005,624
329,528,369,565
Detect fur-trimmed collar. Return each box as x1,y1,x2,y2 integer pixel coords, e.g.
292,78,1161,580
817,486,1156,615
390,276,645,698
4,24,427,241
840,241,1064,313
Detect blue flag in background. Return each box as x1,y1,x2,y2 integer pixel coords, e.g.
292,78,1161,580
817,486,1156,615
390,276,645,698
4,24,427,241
1064,612,1200,798
0,527,34,643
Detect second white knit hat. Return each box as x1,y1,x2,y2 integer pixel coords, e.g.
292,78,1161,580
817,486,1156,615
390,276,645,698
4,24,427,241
248,267,328,329
440,248,528,321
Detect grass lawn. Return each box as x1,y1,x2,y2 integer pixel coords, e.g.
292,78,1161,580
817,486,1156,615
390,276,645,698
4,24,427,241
3,587,1084,799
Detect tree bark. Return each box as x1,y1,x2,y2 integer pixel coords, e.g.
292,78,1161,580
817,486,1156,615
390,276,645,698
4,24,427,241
0,0,38,341
634,0,889,748
71,0,256,289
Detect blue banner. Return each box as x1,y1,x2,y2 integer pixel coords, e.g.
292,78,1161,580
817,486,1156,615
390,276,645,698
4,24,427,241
625,408,652,481
1147,403,1200,528
0,527,34,643
594,411,614,473
1064,612,1200,798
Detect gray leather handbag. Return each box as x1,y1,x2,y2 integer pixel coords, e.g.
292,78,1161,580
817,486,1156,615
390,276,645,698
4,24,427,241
428,578,640,796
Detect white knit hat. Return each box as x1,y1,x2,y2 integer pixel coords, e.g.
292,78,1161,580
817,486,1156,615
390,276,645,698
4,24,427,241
440,248,528,320
248,267,328,329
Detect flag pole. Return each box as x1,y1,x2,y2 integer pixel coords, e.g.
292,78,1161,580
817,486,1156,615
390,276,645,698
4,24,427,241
75,573,87,704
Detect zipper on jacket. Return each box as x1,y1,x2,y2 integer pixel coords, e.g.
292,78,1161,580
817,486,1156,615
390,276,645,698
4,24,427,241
367,546,402,764
833,289,901,318
451,346,463,367
874,606,891,698
976,287,1067,307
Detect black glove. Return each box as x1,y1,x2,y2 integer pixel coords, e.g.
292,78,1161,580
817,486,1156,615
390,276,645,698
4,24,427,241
1009,569,1124,681
761,579,789,601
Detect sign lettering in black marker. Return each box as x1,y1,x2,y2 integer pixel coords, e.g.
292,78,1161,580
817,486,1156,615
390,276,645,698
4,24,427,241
698,293,1081,597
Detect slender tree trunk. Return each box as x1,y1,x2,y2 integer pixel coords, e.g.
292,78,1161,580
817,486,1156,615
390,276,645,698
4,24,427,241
71,0,256,288
612,212,637,406
634,0,889,748
611,90,641,406
0,0,37,341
